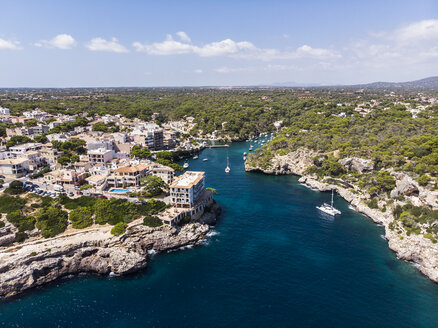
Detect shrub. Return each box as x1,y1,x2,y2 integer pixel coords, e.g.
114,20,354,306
206,187,217,195
111,222,127,236
418,174,430,186
143,215,162,227
0,195,27,214
7,211,35,232
5,180,25,195
0,220,5,228
14,232,28,243
368,198,379,209
59,195,96,210
70,207,94,229
94,198,139,225
36,207,68,238
376,171,396,192
138,198,168,216
79,184,92,191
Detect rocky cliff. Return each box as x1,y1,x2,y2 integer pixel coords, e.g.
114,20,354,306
245,150,438,283
245,148,317,175
0,203,221,299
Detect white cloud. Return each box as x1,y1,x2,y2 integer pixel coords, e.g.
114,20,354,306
86,37,128,53
0,38,20,50
195,39,256,57
295,45,340,59
176,31,191,43
214,66,257,73
133,34,193,55
393,19,438,44
35,34,76,49
133,32,339,61
194,69,203,73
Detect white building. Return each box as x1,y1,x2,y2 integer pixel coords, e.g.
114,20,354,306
170,171,205,208
0,158,29,178
0,106,10,115
149,165,175,184
8,143,43,156
88,148,113,164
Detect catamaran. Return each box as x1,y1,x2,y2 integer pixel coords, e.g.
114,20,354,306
316,189,341,216
225,156,230,173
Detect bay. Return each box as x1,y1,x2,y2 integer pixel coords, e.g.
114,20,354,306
1,142,438,327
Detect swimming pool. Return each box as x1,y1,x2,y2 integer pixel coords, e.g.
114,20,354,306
108,188,131,193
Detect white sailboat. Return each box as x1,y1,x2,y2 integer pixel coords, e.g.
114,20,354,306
316,189,341,216
225,156,230,173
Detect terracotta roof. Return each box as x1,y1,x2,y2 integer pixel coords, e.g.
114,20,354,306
114,164,149,173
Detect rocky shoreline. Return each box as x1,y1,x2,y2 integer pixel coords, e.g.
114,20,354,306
245,151,438,283
0,203,221,299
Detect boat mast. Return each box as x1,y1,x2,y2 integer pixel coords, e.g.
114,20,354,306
331,189,334,209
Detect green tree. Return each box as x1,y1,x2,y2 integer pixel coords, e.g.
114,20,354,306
376,171,396,192
131,145,151,159
5,180,25,195
418,174,430,186
33,135,48,143
6,136,32,148
143,215,162,227
92,122,108,132
111,222,128,236
69,207,94,229
36,207,68,238
140,175,167,197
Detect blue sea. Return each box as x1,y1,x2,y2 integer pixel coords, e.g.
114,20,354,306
1,142,438,327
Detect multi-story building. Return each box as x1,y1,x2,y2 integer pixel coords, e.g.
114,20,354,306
149,165,175,184
40,145,64,164
44,169,86,186
88,148,113,164
161,171,213,226
8,143,43,156
170,171,206,208
132,125,164,150
18,151,46,171
0,158,29,178
106,164,149,188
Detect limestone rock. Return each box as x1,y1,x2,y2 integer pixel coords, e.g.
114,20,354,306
390,174,420,198
0,208,220,299
339,157,374,174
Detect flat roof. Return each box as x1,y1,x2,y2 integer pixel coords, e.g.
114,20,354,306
170,171,204,189
0,158,28,165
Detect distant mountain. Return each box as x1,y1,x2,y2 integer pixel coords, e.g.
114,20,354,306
347,76,438,90
269,81,322,87
267,76,438,90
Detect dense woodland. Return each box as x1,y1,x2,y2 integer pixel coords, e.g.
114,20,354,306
1,87,437,242
1,87,427,139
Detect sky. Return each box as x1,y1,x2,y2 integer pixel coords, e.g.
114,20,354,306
1,0,438,87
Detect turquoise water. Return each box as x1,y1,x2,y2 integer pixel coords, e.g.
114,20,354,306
2,142,438,327
109,188,131,193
